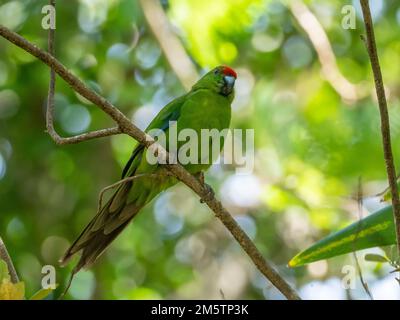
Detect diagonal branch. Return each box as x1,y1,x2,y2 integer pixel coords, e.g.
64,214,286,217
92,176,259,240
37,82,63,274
0,24,300,300
360,0,400,257
289,0,364,103
0,237,19,284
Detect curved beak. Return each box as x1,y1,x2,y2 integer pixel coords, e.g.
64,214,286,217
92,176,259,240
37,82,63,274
222,75,236,95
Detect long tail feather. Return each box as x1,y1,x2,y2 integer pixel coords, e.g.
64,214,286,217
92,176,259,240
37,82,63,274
59,183,141,273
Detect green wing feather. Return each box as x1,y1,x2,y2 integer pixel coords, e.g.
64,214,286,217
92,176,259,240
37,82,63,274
61,78,232,273
60,95,187,271
121,94,187,178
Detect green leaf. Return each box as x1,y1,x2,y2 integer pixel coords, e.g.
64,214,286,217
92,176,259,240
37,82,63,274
289,205,396,267
364,253,389,263
29,286,57,300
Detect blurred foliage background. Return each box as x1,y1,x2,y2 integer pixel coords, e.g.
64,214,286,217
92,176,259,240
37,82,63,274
1,0,400,299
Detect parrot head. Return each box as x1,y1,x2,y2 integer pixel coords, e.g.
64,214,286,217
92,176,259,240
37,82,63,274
193,65,237,99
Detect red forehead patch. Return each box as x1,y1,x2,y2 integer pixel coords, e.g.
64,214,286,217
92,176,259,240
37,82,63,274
222,66,237,78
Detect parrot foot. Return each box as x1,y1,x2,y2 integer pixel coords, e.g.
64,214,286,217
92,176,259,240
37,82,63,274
194,172,215,203
200,183,215,203
195,171,205,184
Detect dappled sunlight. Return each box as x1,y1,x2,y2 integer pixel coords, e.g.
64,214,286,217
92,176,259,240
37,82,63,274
1,0,400,300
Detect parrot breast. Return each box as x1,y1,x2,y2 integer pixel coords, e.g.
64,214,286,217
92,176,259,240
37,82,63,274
175,89,232,173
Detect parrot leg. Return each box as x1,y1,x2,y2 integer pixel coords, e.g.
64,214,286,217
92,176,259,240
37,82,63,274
97,173,157,212
200,184,215,203
195,172,215,203
195,171,205,184
97,168,174,212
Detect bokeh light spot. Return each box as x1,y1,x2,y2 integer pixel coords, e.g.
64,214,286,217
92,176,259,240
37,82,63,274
78,0,110,33
352,0,385,22
107,43,130,63
60,104,91,134
0,153,6,180
0,1,26,30
0,89,20,119
252,30,283,52
221,175,262,207
0,138,12,160
133,105,158,131
135,40,161,69
6,217,26,240
41,236,70,264
283,36,313,69
235,215,257,240
0,62,8,86
218,42,238,62
154,193,184,236
69,270,96,299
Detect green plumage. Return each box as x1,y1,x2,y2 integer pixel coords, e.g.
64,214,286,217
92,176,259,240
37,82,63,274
61,66,236,272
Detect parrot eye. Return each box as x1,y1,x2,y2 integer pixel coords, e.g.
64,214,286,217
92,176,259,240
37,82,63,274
214,69,219,75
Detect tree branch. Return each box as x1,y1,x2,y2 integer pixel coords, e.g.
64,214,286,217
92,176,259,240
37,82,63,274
0,237,19,284
289,0,364,103
45,0,121,145
360,0,400,256
46,126,122,145
0,24,300,300
352,178,373,299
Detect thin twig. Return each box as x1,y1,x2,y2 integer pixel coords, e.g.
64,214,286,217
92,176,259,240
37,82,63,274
45,0,121,145
374,174,400,201
289,0,364,103
360,0,400,257
47,127,122,145
0,237,19,284
352,177,373,299
0,24,300,300
139,0,199,90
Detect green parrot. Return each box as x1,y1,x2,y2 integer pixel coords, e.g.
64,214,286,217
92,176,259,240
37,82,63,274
60,66,237,273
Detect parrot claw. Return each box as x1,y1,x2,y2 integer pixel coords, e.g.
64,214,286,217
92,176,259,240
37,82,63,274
200,183,215,203
195,172,215,203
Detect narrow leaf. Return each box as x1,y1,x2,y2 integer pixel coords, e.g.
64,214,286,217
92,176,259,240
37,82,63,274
364,253,389,263
30,287,56,300
289,205,396,267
